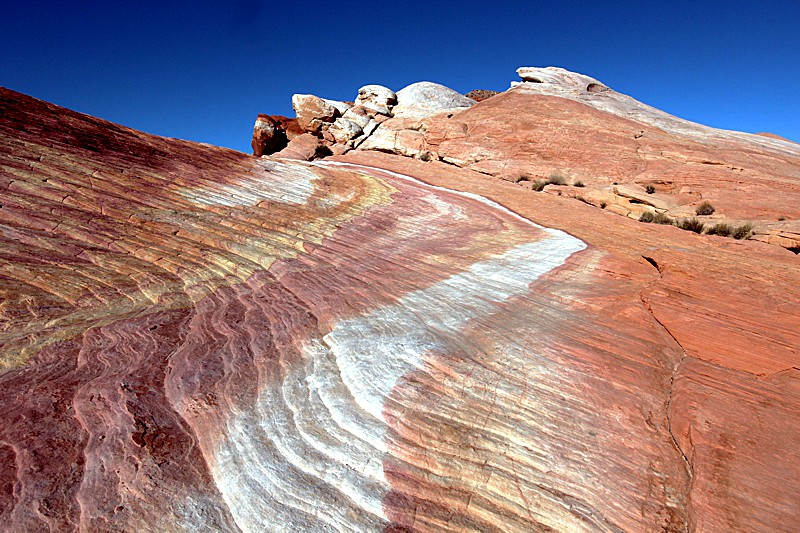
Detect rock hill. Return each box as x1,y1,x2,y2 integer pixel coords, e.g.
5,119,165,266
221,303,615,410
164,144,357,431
0,66,798,531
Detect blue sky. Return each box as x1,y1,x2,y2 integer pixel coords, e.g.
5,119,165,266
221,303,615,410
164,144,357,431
2,1,799,151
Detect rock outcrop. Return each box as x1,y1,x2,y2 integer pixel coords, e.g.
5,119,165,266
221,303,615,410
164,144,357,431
250,114,289,156
355,84,396,116
283,66,796,252
291,94,346,133
392,81,475,118
2,63,799,532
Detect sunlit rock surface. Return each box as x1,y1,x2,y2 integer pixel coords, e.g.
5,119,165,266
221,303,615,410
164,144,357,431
350,67,800,251
1,84,799,532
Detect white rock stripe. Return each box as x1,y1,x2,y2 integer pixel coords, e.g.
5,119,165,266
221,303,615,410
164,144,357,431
209,162,587,532
179,160,319,207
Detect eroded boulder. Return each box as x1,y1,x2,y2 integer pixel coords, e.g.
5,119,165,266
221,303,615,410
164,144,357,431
251,114,289,156
292,94,341,133
356,85,397,116
392,82,476,118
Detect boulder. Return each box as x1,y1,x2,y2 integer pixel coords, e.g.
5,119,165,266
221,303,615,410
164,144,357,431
341,105,372,129
292,94,340,133
356,85,397,116
328,119,363,145
323,98,351,116
251,114,289,157
392,81,476,118
271,133,328,161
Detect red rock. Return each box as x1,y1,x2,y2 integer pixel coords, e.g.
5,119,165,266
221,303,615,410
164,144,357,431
1,72,799,532
272,132,328,160
355,69,800,253
756,132,797,143
291,94,341,133
464,89,499,101
250,114,289,156
337,150,800,528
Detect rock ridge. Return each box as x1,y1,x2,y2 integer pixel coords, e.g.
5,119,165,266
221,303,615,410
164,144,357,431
254,66,799,253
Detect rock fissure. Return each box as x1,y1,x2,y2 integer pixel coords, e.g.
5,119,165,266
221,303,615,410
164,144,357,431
638,264,694,530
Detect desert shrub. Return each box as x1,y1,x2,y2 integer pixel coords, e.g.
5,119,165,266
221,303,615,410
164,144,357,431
732,223,754,240
705,223,732,237
573,180,585,187
600,202,607,209
547,174,567,186
531,179,546,192
418,151,434,162
645,185,656,194
653,212,673,225
313,144,333,159
695,201,716,216
639,211,655,223
678,217,705,233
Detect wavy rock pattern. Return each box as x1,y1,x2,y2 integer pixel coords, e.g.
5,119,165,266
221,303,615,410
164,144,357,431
2,85,799,532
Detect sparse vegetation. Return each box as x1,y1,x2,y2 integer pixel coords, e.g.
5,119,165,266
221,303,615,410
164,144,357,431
645,185,656,194
678,217,705,233
547,174,567,186
640,211,674,225
732,223,754,240
313,144,333,159
600,202,607,209
653,212,673,225
695,201,716,216
531,179,546,192
573,180,585,187
705,223,732,237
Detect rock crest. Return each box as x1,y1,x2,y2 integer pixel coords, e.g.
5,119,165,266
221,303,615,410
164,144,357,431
392,81,476,118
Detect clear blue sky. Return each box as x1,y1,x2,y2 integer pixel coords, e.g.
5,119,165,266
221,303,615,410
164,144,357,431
3,1,799,151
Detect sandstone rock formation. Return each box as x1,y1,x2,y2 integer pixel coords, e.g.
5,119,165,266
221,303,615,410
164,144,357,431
291,94,346,133
312,66,799,253
2,64,799,533
391,81,476,118
355,84,396,116
250,114,289,157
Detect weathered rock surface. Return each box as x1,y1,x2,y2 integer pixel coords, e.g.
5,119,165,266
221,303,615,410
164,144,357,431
271,132,328,161
347,67,800,252
291,94,343,133
1,72,799,533
250,114,289,156
355,84,396,116
464,89,500,101
392,81,476,118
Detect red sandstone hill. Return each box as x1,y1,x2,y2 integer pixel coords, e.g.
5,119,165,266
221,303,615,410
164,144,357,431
1,67,799,532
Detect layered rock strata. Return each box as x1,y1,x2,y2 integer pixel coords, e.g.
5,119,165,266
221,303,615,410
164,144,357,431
2,70,799,533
